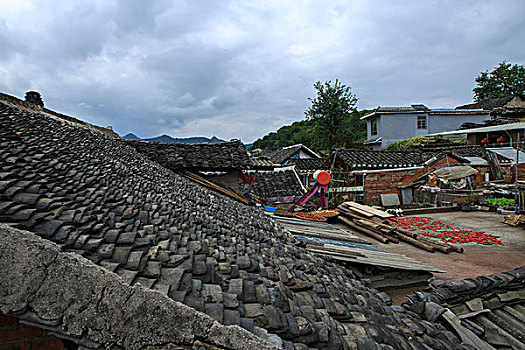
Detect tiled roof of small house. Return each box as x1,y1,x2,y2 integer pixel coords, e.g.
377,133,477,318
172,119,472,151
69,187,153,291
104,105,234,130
456,95,520,110
404,266,525,350
329,149,427,169
287,158,327,171
0,100,470,349
266,144,320,165
249,170,305,200
326,147,483,170
250,156,276,170
125,139,251,171
419,145,489,159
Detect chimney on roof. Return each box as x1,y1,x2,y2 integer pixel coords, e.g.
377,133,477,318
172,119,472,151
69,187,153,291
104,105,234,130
411,104,428,111
25,91,44,107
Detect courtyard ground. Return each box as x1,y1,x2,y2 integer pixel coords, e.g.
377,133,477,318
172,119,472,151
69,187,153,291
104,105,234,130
349,211,525,303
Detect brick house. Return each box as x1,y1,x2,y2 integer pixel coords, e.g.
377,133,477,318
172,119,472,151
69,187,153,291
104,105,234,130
321,146,498,206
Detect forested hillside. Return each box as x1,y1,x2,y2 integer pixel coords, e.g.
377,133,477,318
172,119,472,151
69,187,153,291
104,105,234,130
252,110,370,152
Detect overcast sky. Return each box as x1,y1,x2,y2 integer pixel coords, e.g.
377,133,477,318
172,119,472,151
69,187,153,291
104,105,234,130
1,1,524,142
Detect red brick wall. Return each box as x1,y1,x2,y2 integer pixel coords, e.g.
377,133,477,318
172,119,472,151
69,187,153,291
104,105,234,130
519,164,525,181
363,156,462,206
500,164,514,182
474,166,490,184
0,314,64,350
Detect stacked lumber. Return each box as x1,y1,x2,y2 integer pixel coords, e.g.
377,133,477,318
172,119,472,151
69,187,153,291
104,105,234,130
273,215,371,245
337,201,462,254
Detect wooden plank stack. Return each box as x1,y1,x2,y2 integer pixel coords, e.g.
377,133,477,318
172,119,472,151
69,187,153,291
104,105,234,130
337,201,463,254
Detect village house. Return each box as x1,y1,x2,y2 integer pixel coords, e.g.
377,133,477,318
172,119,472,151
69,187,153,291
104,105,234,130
320,145,508,206
361,105,491,150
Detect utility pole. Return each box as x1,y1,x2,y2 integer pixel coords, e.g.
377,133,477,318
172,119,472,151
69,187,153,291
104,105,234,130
515,132,521,212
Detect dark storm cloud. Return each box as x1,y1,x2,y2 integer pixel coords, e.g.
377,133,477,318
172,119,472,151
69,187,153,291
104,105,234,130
0,0,524,142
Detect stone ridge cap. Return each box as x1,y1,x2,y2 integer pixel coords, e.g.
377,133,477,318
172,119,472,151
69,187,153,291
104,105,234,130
0,92,119,139
125,138,244,147
0,223,277,350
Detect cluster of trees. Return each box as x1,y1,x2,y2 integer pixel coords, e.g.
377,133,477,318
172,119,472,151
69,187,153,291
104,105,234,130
252,80,368,152
252,110,369,152
473,62,525,101
253,61,524,153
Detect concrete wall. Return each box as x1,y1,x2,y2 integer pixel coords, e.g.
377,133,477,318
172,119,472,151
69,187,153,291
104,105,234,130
367,112,490,149
375,113,426,148
427,113,490,134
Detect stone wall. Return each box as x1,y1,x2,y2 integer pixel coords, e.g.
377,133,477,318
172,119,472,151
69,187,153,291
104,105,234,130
0,224,276,350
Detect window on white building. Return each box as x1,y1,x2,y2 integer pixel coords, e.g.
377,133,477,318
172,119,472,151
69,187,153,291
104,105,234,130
417,116,427,130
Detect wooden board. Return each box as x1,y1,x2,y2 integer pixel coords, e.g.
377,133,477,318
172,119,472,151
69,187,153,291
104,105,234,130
342,201,394,218
182,171,249,204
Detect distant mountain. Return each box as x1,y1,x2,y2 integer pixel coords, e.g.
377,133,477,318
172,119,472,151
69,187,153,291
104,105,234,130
122,133,141,140
121,133,226,144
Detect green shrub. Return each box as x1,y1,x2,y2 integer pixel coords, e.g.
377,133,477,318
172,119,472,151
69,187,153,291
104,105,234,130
487,198,514,207
384,136,467,151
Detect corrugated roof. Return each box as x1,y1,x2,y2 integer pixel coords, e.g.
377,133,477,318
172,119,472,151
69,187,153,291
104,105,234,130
487,147,525,164
431,122,525,136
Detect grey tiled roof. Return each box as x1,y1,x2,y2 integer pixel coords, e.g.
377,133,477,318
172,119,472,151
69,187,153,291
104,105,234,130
456,95,518,110
249,170,305,199
0,101,470,349
420,145,489,159
287,158,327,171
331,149,427,169
0,223,276,350
125,139,251,171
329,146,485,170
404,266,525,350
250,156,276,169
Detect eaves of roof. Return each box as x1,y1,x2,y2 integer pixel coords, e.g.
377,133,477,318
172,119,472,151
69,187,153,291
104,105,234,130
361,108,488,120
430,122,525,136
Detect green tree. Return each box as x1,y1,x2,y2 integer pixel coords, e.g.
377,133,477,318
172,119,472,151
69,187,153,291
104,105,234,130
305,80,359,151
473,62,525,101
